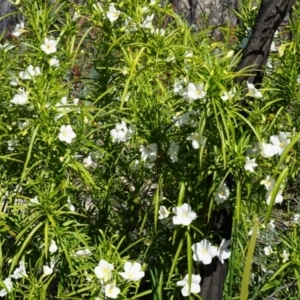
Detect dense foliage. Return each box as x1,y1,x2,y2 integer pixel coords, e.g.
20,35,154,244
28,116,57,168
0,0,300,299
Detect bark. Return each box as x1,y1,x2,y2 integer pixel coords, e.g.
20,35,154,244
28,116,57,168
235,0,295,86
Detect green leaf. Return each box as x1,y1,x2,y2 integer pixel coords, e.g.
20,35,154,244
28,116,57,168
240,218,259,300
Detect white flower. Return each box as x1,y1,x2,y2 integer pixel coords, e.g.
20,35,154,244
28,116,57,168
139,143,157,162
141,6,149,13
185,82,206,102
270,132,291,155
246,82,263,98
168,141,179,162
58,125,76,144
7,139,17,151
173,110,196,127
0,277,13,297
67,197,75,211
248,227,259,236
184,50,193,59
10,261,27,279
173,78,185,95
260,175,275,190
221,88,236,101
104,283,120,299
12,21,25,37
260,143,278,158
293,213,300,223
172,203,197,226
49,56,60,67
41,37,57,54
18,120,30,130
225,50,234,58
49,240,58,254
11,88,29,105
43,265,54,276
106,3,120,23
187,133,206,149
29,196,40,206
141,14,154,29
94,259,114,282
266,58,273,69
119,262,145,281
267,220,276,230
244,157,258,172
266,188,283,205
10,76,19,86
55,97,71,120
214,183,230,204
191,239,218,264
110,121,134,143
72,11,80,21
176,274,201,297
74,249,92,256
264,246,273,256
217,239,231,263
83,155,97,168
158,206,170,220
19,65,41,80
281,250,289,263
270,41,277,52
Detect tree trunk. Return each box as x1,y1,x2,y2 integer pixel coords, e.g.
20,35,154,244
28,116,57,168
235,0,295,86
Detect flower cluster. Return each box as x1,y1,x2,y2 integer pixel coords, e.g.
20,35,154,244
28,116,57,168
260,175,283,205
0,261,27,297
93,259,144,298
159,203,197,226
244,131,291,175
19,65,41,80
110,121,135,143
173,79,207,103
139,143,157,162
172,110,197,127
260,132,291,158
175,239,230,297
192,238,231,265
